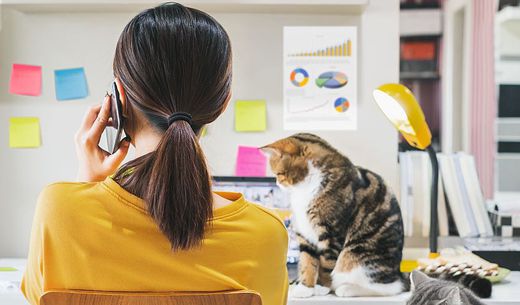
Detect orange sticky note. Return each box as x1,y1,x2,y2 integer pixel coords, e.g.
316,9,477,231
9,64,42,96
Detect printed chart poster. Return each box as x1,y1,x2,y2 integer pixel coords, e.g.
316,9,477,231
283,26,357,130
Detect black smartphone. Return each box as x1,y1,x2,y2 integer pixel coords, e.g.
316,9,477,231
105,82,125,154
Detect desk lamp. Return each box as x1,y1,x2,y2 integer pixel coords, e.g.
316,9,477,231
372,83,439,259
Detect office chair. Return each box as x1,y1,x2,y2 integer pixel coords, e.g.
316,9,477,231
40,290,262,305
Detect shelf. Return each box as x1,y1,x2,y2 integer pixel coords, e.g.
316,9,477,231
399,8,442,37
497,118,520,124
399,71,440,80
404,236,463,248
496,6,520,58
0,0,369,14
497,135,520,142
496,153,520,160
497,6,520,30
400,3,441,10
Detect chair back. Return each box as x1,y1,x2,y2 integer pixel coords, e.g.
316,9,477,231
40,290,262,305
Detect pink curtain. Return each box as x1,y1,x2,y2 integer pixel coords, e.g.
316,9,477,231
469,0,497,199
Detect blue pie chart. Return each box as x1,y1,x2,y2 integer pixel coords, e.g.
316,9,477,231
316,71,348,89
334,97,350,113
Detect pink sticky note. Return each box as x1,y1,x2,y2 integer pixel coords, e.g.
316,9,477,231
9,64,42,96
235,146,267,177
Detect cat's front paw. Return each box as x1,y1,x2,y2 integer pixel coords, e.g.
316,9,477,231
290,283,315,298
314,284,331,296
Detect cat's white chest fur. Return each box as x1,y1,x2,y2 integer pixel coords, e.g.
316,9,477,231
286,163,323,246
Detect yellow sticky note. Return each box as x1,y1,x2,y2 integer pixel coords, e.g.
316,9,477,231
235,100,266,132
9,117,41,148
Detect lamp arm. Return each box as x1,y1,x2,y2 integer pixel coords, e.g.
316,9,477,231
426,145,439,255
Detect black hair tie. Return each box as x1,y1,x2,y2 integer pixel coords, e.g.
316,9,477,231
168,112,192,126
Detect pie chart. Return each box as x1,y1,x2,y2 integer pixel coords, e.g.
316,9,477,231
290,68,309,87
316,71,348,89
334,97,350,113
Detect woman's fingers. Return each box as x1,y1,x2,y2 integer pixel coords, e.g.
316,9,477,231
89,96,112,141
79,104,102,133
105,139,130,171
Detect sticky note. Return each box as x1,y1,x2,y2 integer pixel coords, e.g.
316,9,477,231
200,126,207,137
0,267,17,272
9,117,41,148
235,100,266,132
235,146,266,177
54,67,89,100
9,64,42,96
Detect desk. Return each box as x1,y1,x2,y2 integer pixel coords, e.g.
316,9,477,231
0,259,27,305
2,259,520,305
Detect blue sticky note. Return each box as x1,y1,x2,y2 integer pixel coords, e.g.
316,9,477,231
54,68,89,100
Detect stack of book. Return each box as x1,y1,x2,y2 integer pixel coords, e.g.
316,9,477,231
399,152,494,238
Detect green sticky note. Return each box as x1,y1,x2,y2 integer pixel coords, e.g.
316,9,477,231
9,117,41,148
235,100,267,132
0,267,17,272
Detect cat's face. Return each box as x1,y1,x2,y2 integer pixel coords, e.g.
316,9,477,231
260,137,310,188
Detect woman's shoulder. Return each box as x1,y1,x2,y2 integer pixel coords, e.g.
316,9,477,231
243,200,289,241
247,202,287,229
35,181,101,222
39,181,99,202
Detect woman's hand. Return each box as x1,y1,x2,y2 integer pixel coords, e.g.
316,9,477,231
75,95,130,182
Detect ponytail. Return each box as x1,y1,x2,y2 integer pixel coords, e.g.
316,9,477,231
146,121,212,250
114,121,212,250
112,2,232,250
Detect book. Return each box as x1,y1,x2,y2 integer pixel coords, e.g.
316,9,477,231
457,153,494,236
452,154,480,237
399,152,413,236
438,154,473,237
437,172,449,237
409,152,429,237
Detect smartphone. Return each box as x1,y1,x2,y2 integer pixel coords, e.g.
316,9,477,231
104,82,125,154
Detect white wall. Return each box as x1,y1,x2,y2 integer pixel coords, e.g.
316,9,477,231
0,0,399,257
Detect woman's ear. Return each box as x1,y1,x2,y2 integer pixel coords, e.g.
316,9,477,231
114,77,127,115
114,77,134,140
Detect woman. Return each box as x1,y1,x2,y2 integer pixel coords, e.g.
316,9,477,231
21,3,288,305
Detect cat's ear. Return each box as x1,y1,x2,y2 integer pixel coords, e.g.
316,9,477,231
260,145,281,157
300,145,310,157
444,287,462,305
261,139,300,156
410,270,433,288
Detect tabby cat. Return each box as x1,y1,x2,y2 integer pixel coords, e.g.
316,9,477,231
408,270,485,305
261,133,406,297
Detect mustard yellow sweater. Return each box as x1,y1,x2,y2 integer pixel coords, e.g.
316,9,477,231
21,177,288,305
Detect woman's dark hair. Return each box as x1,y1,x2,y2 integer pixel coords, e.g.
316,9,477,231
112,2,232,250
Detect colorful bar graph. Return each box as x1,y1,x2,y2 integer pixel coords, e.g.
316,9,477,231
289,39,352,57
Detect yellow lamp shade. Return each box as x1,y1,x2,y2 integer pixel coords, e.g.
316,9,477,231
373,83,432,150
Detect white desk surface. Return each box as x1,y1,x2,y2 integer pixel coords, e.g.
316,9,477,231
2,259,520,305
